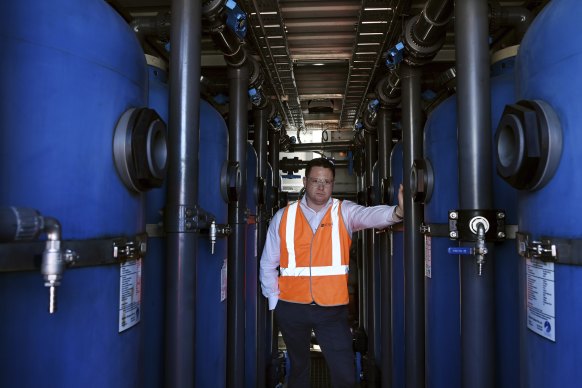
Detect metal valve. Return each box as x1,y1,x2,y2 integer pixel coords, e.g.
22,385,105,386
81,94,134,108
210,220,217,254
448,218,489,276
40,217,78,314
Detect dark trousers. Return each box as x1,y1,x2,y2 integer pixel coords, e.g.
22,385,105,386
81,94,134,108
275,300,356,388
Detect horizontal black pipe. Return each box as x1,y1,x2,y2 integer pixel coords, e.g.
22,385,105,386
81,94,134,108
287,140,353,153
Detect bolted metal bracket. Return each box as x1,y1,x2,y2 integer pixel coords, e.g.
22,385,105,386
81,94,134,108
448,209,507,242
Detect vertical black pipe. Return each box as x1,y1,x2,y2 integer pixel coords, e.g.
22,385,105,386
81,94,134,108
356,174,366,330
164,0,200,386
253,105,269,388
227,63,249,388
400,62,425,388
268,130,281,212
364,129,378,385
455,0,495,387
377,107,393,388
267,128,280,381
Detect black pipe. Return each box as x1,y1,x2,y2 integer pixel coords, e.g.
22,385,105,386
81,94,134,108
280,157,349,174
253,103,270,388
226,63,250,388
287,140,353,153
490,2,533,41
0,207,43,242
164,0,200,386
356,174,366,331
400,62,425,388
364,127,378,385
377,107,394,388
455,1,495,387
268,130,281,214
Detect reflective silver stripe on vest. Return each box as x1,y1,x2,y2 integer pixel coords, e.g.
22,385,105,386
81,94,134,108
280,265,349,276
281,199,345,277
285,201,299,270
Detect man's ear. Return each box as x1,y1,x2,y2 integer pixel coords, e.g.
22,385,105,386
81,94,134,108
302,177,307,187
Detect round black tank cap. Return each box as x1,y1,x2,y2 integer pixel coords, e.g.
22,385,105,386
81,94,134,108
113,107,168,192
494,100,562,191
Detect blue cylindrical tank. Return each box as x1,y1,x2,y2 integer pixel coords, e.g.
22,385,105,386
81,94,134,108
423,51,519,388
389,141,405,388
423,94,461,388
141,57,169,388
514,0,582,385
0,0,147,387
195,101,229,388
245,144,259,387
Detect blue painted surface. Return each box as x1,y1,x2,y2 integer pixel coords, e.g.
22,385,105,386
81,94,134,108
515,0,582,386
423,95,461,388
195,101,229,388
0,1,147,387
0,0,147,239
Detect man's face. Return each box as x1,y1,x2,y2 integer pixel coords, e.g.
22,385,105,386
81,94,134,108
303,166,334,208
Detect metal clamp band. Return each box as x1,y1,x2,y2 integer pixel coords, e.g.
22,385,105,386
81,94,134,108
517,232,582,266
0,233,148,273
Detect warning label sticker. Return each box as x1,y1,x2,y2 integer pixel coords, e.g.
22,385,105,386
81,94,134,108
526,258,555,342
119,259,142,333
425,235,432,278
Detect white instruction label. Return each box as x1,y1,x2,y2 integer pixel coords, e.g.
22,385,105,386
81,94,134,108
526,258,555,341
221,258,227,302
119,259,142,332
425,235,432,278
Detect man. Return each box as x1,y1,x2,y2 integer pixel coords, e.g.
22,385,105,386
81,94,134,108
260,157,404,387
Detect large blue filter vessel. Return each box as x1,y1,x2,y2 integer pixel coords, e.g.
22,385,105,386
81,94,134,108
422,94,461,388
507,0,582,385
0,0,148,387
423,50,519,388
389,141,405,388
141,56,169,388
245,144,259,387
195,100,229,388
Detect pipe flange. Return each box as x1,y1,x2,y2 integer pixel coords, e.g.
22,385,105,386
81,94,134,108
366,185,376,206
375,72,401,107
410,158,434,203
221,161,242,203
256,177,266,206
494,99,562,191
403,15,446,66
363,113,377,133
113,108,168,192
202,0,226,19
248,57,264,89
380,177,394,205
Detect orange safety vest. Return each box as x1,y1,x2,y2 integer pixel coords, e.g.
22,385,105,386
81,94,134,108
278,199,352,306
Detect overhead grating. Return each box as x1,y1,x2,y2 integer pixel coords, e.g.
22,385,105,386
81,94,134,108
242,0,305,131
339,0,404,129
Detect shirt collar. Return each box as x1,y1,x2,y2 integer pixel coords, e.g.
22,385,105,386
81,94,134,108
300,195,333,214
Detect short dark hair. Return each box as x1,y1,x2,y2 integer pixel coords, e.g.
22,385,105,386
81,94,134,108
305,157,335,178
